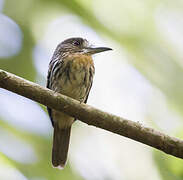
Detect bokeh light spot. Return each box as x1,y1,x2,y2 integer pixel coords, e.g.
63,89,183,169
0,14,22,58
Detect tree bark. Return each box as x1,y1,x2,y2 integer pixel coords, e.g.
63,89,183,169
0,69,183,159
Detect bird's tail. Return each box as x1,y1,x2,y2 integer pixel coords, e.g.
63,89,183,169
52,123,71,169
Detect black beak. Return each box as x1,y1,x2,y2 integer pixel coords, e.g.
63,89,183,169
84,47,112,54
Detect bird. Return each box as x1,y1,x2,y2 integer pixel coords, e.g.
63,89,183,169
47,37,112,169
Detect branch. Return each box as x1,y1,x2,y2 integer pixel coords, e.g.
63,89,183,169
0,69,183,159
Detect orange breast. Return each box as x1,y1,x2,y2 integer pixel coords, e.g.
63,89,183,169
68,53,94,69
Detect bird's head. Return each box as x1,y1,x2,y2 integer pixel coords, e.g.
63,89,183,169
56,37,112,56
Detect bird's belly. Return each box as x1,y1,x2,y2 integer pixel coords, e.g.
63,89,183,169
57,69,89,101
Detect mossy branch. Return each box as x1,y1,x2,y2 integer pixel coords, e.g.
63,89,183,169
0,69,183,159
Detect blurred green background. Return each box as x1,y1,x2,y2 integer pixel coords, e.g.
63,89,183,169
1,0,183,179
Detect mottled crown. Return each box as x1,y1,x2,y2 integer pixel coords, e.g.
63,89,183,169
56,37,89,53
62,37,86,45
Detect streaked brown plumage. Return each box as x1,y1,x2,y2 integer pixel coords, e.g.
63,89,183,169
47,37,112,169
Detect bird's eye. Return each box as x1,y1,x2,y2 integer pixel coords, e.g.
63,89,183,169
73,40,81,46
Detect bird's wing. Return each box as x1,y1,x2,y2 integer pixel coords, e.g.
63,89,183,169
47,61,54,127
84,66,95,104
46,58,63,127
84,81,93,104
